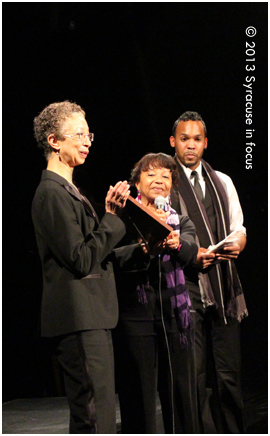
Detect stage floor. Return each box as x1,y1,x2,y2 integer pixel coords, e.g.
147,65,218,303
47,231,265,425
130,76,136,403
2,396,164,434
2,391,267,434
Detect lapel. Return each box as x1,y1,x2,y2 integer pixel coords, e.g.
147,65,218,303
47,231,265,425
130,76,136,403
41,170,99,224
173,157,215,248
64,184,100,224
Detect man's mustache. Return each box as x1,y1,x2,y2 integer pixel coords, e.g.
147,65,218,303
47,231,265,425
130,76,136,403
184,152,197,157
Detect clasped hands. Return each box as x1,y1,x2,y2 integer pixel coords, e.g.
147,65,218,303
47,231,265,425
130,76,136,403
105,181,130,215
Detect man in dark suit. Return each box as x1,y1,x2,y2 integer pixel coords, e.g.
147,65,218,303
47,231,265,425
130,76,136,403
169,111,248,433
32,101,130,433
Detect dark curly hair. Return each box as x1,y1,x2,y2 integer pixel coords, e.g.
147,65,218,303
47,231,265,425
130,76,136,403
130,153,179,187
33,100,85,159
172,111,207,137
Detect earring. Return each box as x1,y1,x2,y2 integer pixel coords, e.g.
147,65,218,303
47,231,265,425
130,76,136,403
56,151,59,156
137,190,141,201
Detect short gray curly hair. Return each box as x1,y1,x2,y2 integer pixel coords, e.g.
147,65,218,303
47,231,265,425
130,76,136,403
33,100,85,159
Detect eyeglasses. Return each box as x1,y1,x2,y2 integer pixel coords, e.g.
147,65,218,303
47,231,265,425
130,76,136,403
63,132,94,143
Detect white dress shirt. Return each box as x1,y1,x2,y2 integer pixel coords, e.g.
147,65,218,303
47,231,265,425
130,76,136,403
180,162,246,235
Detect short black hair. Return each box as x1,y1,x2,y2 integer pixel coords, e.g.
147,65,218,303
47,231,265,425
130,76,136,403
172,111,207,137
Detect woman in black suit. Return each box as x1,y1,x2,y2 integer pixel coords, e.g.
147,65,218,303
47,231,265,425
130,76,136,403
31,101,130,434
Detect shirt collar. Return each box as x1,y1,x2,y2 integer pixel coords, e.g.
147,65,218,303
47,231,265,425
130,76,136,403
178,160,203,180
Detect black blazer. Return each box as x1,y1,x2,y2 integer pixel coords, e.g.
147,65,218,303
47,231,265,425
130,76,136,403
32,170,126,337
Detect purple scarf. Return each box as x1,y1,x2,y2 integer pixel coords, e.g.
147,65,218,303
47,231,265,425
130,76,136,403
136,197,193,348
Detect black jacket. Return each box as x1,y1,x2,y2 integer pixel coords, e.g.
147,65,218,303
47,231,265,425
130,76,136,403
113,214,198,335
32,170,126,337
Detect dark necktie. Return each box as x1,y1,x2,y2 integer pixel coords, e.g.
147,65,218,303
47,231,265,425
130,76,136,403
191,171,204,202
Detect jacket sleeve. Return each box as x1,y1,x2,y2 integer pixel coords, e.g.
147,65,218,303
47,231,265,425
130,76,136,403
172,215,198,267
32,185,126,277
113,243,151,272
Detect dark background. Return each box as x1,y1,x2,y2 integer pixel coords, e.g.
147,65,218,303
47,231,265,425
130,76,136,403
3,3,267,402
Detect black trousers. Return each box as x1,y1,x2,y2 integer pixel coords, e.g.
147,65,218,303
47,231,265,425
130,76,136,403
114,325,199,434
55,330,116,434
191,287,245,433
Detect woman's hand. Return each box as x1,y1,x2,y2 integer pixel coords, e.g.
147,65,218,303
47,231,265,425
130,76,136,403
152,209,170,222
105,181,130,215
164,231,180,251
149,231,180,256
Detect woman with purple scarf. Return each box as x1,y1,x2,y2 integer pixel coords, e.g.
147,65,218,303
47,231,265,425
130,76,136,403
113,153,199,434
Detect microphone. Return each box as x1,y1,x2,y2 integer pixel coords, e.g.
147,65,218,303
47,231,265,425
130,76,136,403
154,196,167,210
